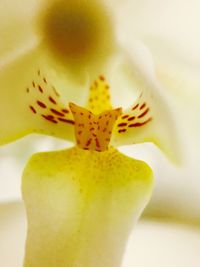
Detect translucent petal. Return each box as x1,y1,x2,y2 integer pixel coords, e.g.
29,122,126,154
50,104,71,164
0,47,86,145
22,147,153,267
110,47,181,163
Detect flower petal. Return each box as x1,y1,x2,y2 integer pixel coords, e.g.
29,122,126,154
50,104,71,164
0,0,39,61
0,47,84,145
22,147,153,267
110,46,181,163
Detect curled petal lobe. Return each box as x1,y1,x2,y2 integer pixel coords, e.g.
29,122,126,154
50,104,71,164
22,147,153,267
110,49,181,163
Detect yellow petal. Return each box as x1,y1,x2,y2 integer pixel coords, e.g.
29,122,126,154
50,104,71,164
0,47,82,145
22,147,153,267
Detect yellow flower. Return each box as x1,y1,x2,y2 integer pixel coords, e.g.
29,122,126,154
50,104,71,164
0,0,180,266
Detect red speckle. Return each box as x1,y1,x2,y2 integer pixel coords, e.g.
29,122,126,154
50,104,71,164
132,103,139,110
38,85,43,93
122,115,129,119
86,138,92,147
128,118,152,127
62,109,69,114
78,131,82,135
29,106,36,114
50,108,64,117
138,108,149,118
49,96,57,105
118,122,127,127
140,103,146,110
42,115,57,124
118,129,127,133
58,118,75,125
99,75,105,81
128,116,135,121
37,101,46,108
95,138,100,148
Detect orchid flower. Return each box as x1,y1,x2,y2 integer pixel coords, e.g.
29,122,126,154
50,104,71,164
0,0,181,266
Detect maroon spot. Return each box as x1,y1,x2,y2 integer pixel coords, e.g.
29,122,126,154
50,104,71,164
140,103,146,110
122,115,129,119
86,138,92,147
118,122,127,127
99,75,105,81
128,118,152,127
62,109,69,114
29,106,36,114
95,138,100,148
58,118,75,125
118,129,127,133
50,108,65,117
38,85,43,93
32,81,35,88
49,96,57,105
132,103,139,110
43,77,47,84
37,101,46,108
138,108,149,119
42,115,57,124
128,116,135,121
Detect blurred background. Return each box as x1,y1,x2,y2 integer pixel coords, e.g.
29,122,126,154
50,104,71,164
0,0,200,266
